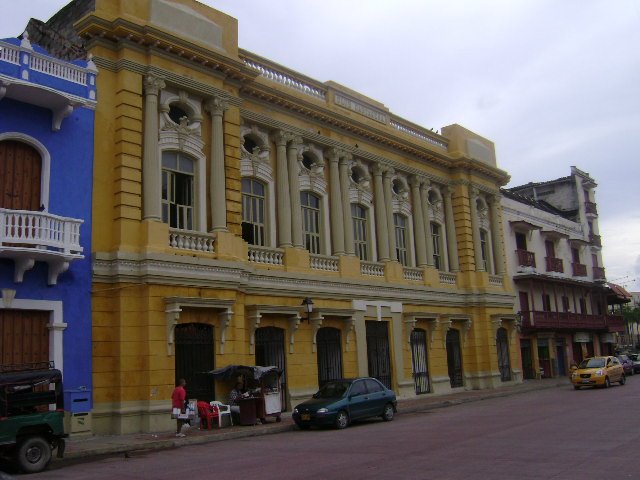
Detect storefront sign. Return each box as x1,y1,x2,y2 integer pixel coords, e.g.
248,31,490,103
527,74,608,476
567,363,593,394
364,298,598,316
573,332,591,343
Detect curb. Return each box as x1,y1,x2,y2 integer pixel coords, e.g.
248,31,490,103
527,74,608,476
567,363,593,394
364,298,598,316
53,380,569,467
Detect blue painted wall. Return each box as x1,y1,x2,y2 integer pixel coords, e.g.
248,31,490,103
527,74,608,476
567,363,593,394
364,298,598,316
0,39,95,409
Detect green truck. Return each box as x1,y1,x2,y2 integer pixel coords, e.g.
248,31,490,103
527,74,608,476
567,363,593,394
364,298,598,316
0,363,67,473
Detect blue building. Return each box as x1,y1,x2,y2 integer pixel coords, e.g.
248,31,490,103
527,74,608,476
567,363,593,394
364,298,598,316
0,33,96,431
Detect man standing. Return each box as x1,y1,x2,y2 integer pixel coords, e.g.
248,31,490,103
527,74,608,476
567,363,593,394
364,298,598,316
172,378,187,437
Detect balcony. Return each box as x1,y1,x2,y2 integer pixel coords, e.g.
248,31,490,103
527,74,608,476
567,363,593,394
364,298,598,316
520,311,623,333
516,249,536,268
571,263,587,277
545,257,564,273
584,201,598,215
589,234,602,247
0,208,83,285
593,266,606,281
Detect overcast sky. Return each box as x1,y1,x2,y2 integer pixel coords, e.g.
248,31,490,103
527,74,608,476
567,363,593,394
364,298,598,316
2,1,639,291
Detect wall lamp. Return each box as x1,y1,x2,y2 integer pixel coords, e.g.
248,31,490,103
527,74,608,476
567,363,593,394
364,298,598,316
301,297,314,322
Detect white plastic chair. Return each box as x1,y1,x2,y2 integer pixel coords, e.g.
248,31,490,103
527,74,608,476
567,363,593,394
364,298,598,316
210,401,233,427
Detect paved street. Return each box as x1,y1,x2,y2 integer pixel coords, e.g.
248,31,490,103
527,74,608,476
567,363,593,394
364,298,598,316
36,379,640,479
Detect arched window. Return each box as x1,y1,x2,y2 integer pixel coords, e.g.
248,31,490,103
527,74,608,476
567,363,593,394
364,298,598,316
162,151,195,230
242,178,266,246
351,203,369,261
394,213,408,266
301,191,321,254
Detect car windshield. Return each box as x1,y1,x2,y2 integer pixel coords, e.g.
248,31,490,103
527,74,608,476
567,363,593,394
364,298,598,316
314,381,350,399
580,358,605,369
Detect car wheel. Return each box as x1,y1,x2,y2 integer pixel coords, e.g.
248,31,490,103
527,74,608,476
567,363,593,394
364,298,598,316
620,375,626,385
334,410,349,430
16,436,52,473
604,377,610,388
573,385,580,390
381,403,394,422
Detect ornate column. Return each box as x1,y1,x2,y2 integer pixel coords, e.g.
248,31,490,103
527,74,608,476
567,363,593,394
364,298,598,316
469,186,484,271
442,186,459,271
206,96,229,232
327,148,345,255
420,182,435,267
410,176,427,266
142,75,165,221
274,132,292,247
383,168,397,261
372,164,390,261
489,194,504,274
339,153,355,255
288,136,304,248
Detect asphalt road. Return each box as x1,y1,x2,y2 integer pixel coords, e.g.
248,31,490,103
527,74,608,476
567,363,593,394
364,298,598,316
37,378,640,480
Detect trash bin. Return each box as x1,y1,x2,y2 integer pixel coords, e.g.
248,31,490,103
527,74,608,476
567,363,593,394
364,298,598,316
64,389,92,435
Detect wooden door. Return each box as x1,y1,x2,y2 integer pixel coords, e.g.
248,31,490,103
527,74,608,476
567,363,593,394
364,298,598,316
0,310,49,366
0,140,42,210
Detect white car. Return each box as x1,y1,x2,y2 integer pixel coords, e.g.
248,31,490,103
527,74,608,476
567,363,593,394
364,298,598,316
629,353,640,374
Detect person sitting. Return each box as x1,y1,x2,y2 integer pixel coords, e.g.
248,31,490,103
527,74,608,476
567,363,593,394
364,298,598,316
228,382,244,423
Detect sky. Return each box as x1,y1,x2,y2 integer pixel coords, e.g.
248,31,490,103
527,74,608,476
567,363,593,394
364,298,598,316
2,0,639,291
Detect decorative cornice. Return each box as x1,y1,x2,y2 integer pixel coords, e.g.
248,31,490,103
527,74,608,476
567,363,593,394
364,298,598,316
77,15,256,84
92,253,515,309
92,57,242,108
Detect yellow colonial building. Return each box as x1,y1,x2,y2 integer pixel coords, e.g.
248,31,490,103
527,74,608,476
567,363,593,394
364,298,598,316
32,0,519,434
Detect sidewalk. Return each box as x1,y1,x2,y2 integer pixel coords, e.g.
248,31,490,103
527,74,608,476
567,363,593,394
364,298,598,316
55,378,568,467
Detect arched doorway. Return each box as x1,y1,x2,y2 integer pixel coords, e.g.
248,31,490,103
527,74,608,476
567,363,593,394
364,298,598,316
175,323,215,402
496,327,511,381
0,140,42,210
446,328,464,388
316,327,342,387
410,328,430,394
255,327,286,410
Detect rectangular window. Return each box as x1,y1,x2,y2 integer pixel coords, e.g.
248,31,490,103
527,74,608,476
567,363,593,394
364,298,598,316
394,213,408,266
479,230,488,271
545,240,555,258
242,178,265,246
515,232,527,251
579,298,587,314
162,152,194,230
562,296,570,312
352,204,368,261
301,191,321,254
431,222,442,270
542,294,551,312
571,247,580,263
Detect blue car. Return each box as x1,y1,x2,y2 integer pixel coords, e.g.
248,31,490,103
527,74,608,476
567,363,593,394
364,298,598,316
292,377,397,430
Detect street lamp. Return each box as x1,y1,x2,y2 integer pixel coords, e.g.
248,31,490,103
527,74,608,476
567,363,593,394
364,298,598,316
301,297,314,322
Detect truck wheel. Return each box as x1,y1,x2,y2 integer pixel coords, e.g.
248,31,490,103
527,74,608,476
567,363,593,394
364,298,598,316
16,436,52,473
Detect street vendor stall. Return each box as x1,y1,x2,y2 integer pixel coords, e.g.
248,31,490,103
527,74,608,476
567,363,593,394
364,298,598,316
205,365,282,425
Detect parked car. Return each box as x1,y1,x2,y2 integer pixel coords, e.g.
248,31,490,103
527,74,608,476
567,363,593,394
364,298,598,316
616,354,634,376
571,356,625,389
628,353,640,374
292,378,397,430
0,363,67,473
